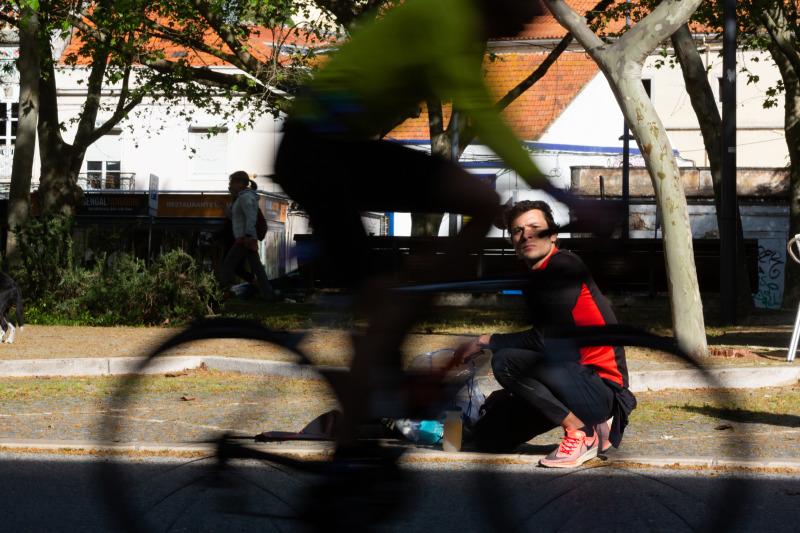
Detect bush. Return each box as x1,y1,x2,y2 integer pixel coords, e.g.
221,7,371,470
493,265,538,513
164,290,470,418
10,215,220,326
10,214,78,304
67,250,220,325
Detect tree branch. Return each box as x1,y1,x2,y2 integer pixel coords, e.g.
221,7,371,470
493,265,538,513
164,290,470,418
760,4,800,77
544,0,703,66
543,0,606,60
133,15,243,68
189,0,264,74
89,92,143,143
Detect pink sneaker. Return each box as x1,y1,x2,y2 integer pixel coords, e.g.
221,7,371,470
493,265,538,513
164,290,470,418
596,417,613,453
539,427,599,468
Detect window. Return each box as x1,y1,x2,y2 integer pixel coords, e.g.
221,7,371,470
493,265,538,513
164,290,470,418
0,102,18,145
189,128,228,180
85,132,123,189
86,160,121,189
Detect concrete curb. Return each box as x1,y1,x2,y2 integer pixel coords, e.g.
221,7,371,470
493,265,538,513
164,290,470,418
627,367,800,392
1,438,799,471
2,356,799,392
0,356,339,381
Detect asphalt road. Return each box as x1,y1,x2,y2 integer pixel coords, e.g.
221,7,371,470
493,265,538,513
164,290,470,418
2,451,799,532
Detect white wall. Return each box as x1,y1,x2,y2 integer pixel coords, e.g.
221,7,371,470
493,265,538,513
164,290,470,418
54,66,281,193
642,46,788,168
539,74,624,149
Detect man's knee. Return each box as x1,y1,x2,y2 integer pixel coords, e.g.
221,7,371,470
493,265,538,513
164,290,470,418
490,348,520,386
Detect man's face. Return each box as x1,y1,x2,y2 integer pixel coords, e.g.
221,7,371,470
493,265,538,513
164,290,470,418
510,209,557,269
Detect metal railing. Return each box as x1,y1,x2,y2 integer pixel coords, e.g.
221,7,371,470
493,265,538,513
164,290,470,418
77,172,136,191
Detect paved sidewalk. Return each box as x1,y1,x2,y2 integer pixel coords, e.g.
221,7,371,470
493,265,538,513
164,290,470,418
1,319,799,469
2,353,800,392
1,354,799,469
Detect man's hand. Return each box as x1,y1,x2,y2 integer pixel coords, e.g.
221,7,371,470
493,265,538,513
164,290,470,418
453,333,491,365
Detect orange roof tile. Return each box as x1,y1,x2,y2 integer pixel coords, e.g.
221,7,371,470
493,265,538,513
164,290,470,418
507,0,713,41
386,51,599,142
502,0,628,41
59,18,328,68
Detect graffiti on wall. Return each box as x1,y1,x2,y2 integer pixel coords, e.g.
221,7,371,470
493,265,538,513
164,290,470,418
608,154,646,168
753,241,785,309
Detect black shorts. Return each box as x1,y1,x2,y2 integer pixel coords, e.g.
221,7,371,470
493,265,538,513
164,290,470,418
275,120,452,214
274,120,497,283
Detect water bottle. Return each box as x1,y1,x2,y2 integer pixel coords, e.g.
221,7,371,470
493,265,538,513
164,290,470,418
442,406,463,453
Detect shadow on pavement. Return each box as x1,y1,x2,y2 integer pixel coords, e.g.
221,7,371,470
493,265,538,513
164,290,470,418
682,405,800,428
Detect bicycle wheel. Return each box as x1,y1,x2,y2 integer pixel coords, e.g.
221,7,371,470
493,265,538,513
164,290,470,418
98,318,337,533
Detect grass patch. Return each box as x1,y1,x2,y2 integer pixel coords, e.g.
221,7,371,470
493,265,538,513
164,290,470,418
0,370,330,401
222,300,538,335
633,385,800,425
6,374,800,430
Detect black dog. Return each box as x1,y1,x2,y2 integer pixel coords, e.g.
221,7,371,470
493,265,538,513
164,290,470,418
0,272,23,343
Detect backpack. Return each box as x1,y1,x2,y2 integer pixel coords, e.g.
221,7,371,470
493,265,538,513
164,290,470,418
256,208,268,241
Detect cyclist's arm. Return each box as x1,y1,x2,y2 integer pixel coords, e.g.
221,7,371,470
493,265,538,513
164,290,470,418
429,22,550,190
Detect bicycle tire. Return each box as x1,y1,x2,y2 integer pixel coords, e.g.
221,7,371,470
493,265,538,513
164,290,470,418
472,325,757,533
98,318,334,533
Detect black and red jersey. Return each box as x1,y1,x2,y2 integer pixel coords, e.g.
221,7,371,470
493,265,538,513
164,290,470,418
488,248,629,388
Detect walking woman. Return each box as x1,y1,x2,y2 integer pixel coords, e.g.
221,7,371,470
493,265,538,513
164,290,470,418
220,171,273,302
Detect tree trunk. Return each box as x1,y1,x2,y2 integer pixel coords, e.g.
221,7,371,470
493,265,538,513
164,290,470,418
764,36,800,308
6,5,40,267
36,41,84,215
616,75,706,356
545,0,708,356
671,24,755,318
410,100,449,236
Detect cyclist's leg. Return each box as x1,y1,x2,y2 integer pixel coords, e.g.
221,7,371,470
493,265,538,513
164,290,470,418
274,125,374,286
343,138,500,366
350,140,500,277
275,130,500,445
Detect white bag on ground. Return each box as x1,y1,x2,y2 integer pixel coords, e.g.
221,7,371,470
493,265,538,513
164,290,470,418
392,349,486,442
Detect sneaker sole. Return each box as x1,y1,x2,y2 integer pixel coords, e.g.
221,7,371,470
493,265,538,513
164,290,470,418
539,445,599,468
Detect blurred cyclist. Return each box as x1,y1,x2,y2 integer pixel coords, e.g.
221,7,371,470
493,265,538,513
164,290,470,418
274,0,582,447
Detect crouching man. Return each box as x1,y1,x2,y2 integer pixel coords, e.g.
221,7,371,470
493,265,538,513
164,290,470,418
453,200,635,468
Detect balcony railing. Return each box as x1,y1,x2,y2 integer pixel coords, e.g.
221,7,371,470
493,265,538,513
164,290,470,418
77,172,136,191
0,173,137,198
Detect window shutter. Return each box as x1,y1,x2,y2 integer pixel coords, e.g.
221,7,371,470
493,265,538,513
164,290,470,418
190,131,228,179
86,134,122,163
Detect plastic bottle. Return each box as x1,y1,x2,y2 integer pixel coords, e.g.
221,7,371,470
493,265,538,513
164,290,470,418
393,418,420,441
442,406,463,453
